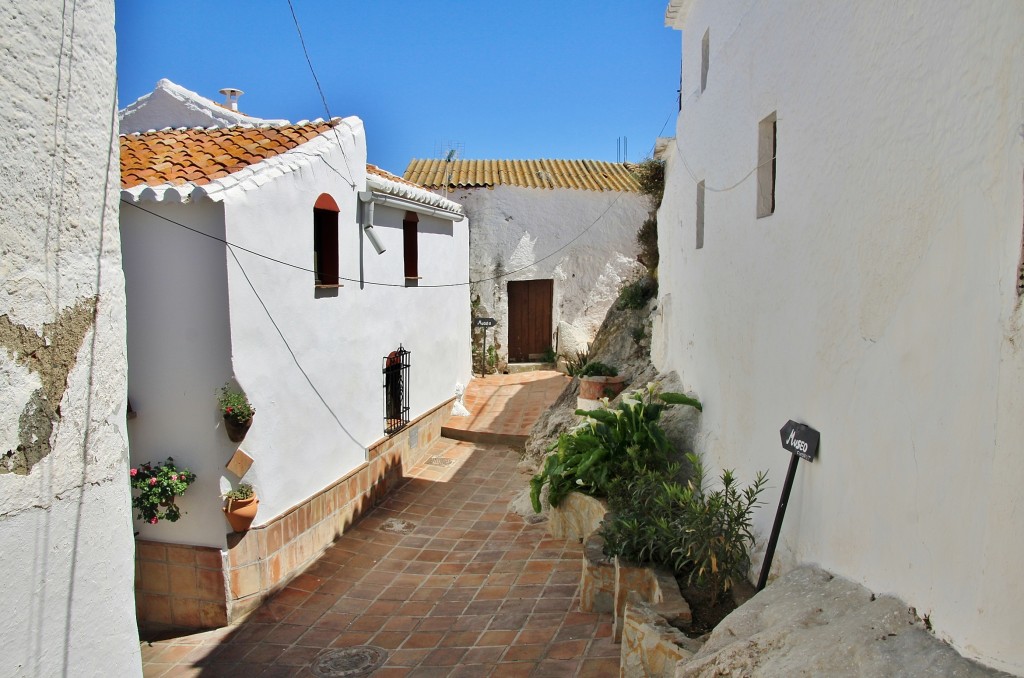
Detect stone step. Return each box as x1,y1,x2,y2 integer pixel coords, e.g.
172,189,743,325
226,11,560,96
505,362,558,374
439,427,528,448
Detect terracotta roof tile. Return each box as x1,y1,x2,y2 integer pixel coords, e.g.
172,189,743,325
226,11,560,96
120,121,339,189
402,158,641,193
366,163,427,189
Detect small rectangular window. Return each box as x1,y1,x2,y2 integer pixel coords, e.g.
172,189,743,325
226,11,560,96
757,113,777,218
403,211,419,283
696,180,706,249
701,29,710,93
313,208,339,285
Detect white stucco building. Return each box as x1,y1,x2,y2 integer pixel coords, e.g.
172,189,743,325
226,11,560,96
0,1,142,676
119,78,288,134
655,1,1024,673
121,107,471,625
405,159,649,368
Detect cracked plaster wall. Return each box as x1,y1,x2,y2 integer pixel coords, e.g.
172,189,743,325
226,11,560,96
0,1,141,675
446,184,648,364
654,1,1024,673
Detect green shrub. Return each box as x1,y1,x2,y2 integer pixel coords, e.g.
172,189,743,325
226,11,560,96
631,158,666,206
563,347,591,376
618,276,657,310
637,215,659,270
579,361,618,378
530,384,702,513
600,452,768,605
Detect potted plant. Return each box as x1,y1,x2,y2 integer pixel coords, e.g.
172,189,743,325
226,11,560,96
223,483,259,532
578,361,627,400
129,457,197,525
218,383,255,442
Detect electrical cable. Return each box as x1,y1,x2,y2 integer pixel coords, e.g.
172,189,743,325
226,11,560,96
285,0,357,189
121,189,626,289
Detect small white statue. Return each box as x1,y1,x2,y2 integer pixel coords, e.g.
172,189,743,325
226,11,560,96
451,383,471,417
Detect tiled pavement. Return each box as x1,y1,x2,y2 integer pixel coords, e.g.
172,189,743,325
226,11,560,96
441,372,570,446
141,372,620,677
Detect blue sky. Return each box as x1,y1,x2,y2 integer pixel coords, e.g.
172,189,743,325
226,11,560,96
115,1,680,174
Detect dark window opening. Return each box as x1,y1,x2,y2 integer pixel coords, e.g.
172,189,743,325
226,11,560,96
313,194,340,286
403,211,419,281
383,345,411,435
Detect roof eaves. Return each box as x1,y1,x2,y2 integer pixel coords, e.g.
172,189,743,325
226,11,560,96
121,117,357,205
367,172,465,217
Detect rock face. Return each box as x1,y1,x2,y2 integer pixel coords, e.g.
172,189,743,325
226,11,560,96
677,567,1012,678
524,286,702,468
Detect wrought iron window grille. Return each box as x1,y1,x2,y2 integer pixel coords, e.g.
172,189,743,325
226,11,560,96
383,345,410,435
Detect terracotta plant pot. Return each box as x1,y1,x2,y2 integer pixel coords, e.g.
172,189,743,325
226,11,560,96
223,414,253,443
579,375,627,401
223,495,259,532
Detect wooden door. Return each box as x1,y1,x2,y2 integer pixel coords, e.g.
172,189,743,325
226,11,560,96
507,279,553,362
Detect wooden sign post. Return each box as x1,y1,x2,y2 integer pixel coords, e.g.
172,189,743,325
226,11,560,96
756,420,820,591
473,317,497,377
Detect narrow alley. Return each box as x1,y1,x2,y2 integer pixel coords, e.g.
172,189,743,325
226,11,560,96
141,372,620,677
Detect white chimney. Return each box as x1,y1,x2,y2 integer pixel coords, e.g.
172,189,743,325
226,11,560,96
219,87,244,112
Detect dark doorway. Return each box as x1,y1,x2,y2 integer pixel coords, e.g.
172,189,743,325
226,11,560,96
507,279,553,362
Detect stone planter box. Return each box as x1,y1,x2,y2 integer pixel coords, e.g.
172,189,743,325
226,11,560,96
613,558,691,642
548,491,608,542
620,593,703,678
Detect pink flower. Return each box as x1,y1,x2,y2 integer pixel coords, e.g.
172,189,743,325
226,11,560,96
149,477,157,486
225,406,233,413
148,517,158,524
130,468,138,477
170,474,178,481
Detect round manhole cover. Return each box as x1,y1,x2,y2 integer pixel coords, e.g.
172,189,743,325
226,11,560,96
427,456,455,467
310,646,388,677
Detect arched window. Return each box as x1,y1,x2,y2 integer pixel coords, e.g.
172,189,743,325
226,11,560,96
313,193,339,286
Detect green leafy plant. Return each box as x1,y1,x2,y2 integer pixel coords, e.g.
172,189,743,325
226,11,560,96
218,384,255,424
636,214,659,270
129,457,197,524
675,453,767,604
617,275,657,310
563,347,591,376
541,346,556,363
631,325,646,344
224,483,254,501
600,451,768,605
631,158,666,206
530,383,702,513
579,361,618,378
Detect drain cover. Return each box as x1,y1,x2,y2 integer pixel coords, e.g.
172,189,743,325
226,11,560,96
427,456,455,467
310,646,387,677
379,518,416,534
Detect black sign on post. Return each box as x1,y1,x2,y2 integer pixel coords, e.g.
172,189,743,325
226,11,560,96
757,420,820,592
473,317,497,377
780,420,820,461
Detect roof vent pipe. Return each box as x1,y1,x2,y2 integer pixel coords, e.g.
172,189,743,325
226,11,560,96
219,87,244,112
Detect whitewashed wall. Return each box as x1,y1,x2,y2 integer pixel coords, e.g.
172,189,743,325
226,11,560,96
124,121,471,541
122,201,234,548
0,1,141,676
447,185,648,363
226,133,471,522
655,1,1024,672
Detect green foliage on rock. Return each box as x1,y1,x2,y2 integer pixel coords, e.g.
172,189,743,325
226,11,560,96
529,383,700,513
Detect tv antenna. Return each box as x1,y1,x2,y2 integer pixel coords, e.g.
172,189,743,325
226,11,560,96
434,141,463,199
